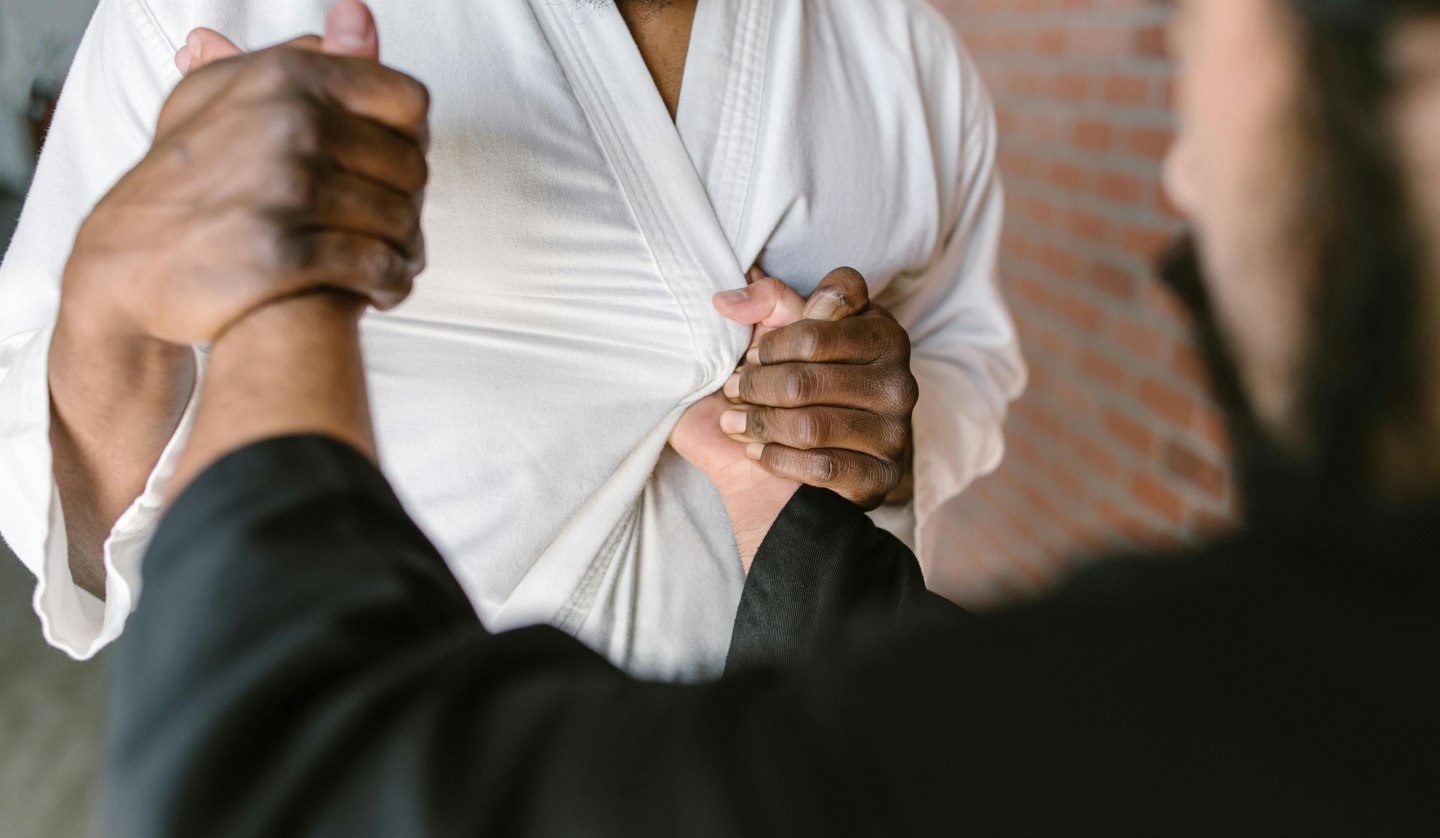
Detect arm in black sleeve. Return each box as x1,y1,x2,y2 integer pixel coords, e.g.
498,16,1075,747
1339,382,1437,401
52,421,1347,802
106,436,1325,837
726,486,970,673
105,436,886,838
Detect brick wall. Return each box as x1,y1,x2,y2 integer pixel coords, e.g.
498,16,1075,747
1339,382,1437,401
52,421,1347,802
926,0,1237,606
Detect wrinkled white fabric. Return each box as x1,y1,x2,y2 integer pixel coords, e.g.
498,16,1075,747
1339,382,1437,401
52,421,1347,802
0,0,1025,679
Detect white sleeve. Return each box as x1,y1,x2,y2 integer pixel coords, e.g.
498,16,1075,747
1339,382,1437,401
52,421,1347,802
0,0,201,660
880,34,1027,564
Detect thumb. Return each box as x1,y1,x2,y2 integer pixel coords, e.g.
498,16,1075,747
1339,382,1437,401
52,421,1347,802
802,266,870,321
713,275,807,332
323,0,380,60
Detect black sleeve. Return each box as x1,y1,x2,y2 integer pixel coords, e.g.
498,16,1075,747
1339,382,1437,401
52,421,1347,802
726,486,968,673
101,436,1440,837
105,436,892,838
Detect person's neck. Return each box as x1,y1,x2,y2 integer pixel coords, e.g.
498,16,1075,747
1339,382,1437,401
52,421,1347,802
616,0,698,121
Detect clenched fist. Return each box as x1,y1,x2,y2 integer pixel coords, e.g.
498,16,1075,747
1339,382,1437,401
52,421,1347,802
59,7,430,347
720,268,918,509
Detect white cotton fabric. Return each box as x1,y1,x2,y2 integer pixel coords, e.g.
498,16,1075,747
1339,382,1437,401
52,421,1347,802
0,0,1025,679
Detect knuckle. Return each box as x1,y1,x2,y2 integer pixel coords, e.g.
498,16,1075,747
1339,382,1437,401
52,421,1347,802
745,408,767,440
264,98,322,152
791,411,824,449
879,419,909,459
395,199,423,238
882,371,919,410
802,452,838,484
755,276,786,297
793,321,825,360
408,152,431,191
248,48,301,90
403,76,432,116
782,368,814,405
360,240,399,280
267,157,320,208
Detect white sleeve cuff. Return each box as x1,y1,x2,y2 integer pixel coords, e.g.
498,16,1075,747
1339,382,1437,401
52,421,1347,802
909,354,1021,565
0,324,205,660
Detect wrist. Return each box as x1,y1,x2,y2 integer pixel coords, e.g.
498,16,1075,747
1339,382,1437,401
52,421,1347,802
51,284,195,413
713,467,800,574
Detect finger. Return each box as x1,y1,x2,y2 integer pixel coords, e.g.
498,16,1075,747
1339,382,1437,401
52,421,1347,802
322,106,430,194
803,266,870,321
177,28,246,76
713,276,807,330
720,405,907,460
745,443,898,510
746,264,765,285
726,363,918,412
273,230,418,310
755,311,910,366
165,35,324,129
281,168,423,263
299,54,431,144
323,0,381,60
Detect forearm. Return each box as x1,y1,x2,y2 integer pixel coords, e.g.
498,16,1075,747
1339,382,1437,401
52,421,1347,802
49,309,195,599
167,292,375,502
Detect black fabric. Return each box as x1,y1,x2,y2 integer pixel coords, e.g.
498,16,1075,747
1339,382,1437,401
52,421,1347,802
106,436,1440,837
727,484,965,673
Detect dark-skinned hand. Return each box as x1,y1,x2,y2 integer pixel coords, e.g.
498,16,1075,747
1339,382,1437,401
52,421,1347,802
718,267,917,509
58,0,430,348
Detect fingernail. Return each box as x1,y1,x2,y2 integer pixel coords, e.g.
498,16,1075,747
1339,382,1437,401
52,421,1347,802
177,48,193,74
745,347,760,366
723,372,741,400
804,289,844,321
332,0,375,49
720,409,747,435
716,288,749,305
746,443,765,461
746,265,766,284
186,31,203,63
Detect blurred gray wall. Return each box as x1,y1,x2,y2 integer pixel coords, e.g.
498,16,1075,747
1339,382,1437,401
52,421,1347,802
1,2,107,826
0,540,106,838
0,0,100,190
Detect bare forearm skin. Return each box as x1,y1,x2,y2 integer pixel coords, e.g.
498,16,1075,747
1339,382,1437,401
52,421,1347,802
49,314,195,600
167,293,376,505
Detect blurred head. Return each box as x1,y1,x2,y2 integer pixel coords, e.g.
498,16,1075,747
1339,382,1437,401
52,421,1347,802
1162,0,1440,516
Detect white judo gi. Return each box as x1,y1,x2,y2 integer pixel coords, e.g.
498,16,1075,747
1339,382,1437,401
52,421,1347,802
0,0,1025,679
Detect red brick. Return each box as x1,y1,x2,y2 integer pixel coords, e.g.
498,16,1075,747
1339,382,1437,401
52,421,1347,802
1060,295,1104,331
1085,261,1136,299
1074,120,1115,153
1120,224,1175,262
1104,74,1151,107
1164,442,1228,500
1097,172,1144,204
1128,126,1174,160
916,0,1199,597
1112,319,1166,358
1133,25,1168,58
1139,377,1197,426
1079,348,1127,389
1132,473,1185,525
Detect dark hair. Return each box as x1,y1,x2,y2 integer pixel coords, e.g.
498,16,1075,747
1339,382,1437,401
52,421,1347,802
1288,0,1439,507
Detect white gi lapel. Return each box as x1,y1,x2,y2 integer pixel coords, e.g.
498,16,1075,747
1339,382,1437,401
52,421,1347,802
483,0,772,652
675,0,776,263
526,0,765,382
